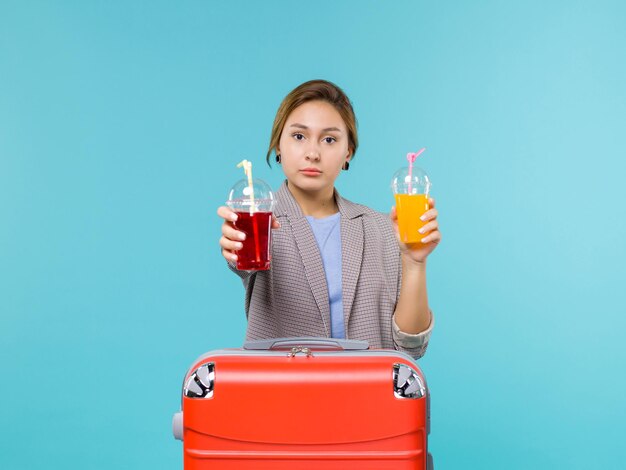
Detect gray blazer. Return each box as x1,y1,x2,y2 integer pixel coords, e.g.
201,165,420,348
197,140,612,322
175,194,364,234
229,181,433,359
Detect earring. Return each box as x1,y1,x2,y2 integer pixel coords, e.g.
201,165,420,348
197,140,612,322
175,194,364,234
275,154,281,164
342,161,350,171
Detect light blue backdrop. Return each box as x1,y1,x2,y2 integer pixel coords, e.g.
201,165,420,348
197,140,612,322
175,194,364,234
1,1,625,468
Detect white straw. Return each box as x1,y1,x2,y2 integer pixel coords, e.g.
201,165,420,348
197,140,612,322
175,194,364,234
237,159,256,214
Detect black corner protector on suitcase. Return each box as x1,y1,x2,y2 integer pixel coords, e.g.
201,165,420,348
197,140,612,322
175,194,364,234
393,363,426,399
183,363,215,398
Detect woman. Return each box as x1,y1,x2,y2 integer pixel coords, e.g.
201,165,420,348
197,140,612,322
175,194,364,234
217,80,441,359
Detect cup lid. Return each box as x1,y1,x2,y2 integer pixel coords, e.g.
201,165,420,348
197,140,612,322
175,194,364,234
391,166,431,194
227,178,274,211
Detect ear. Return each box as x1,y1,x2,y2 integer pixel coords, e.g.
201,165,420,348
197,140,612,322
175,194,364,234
345,149,353,163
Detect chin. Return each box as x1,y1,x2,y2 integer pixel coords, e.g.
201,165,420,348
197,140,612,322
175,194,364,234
291,175,331,192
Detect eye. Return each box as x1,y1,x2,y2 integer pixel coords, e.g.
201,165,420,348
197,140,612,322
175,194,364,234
292,133,305,141
323,136,337,144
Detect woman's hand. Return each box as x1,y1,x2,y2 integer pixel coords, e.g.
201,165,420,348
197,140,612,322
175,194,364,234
217,206,281,263
390,197,441,265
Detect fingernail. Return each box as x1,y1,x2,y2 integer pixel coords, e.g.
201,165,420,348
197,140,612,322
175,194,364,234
418,227,425,233
420,215,427,221
237,242,243,249
239,233,246,241
231,254,238,261
230,214,238,222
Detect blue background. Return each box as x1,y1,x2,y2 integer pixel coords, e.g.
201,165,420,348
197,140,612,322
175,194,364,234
2,1,625,468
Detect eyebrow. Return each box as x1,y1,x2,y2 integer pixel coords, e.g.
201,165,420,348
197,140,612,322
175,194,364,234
289,123,343,133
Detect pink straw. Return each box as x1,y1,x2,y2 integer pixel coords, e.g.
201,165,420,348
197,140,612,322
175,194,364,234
406,147,426,193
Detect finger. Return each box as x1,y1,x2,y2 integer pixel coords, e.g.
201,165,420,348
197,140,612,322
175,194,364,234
222,223,246,241
217,206,238,223
389,206,397,221
222,248,238,263
220,235,244,252
271,215,281,229
428,197,436,208
420,230,442,244
418,220,439,235
420,208,438,222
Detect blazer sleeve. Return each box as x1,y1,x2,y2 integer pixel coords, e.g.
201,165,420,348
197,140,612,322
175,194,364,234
392,311,434,360
391,250,434,360
226,260,258,318
227,259,255,282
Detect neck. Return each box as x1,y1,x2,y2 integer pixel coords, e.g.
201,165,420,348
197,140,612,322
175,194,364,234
286,182,338,218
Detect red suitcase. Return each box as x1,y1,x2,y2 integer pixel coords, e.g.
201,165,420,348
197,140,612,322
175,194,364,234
172,338,433,469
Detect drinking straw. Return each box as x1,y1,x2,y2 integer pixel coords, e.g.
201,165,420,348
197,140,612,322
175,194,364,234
236,159,261,264
406,147,426,193
237,159,256,214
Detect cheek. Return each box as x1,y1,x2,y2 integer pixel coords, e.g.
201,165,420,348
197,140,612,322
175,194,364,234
278,135,297,155
332,143,350,161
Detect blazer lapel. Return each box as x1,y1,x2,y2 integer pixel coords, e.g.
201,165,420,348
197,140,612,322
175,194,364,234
275,182,331,337
291,217,331,337
340,215,364,328
336,192,365,329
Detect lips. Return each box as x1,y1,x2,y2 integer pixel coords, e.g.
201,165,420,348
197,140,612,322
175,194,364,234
300,167,322,175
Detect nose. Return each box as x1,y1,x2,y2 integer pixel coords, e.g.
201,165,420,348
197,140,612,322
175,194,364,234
305,144,321,161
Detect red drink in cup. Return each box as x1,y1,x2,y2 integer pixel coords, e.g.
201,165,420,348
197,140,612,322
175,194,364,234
227,174,275,271
232,210,273,270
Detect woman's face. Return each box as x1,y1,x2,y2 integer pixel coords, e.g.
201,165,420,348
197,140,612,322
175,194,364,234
276,100,352,195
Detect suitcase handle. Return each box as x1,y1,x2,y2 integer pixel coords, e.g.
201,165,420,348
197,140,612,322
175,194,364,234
243,337,369,351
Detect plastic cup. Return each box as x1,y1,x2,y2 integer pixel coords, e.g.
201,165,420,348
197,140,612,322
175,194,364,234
226,178,275,271
391,167,431,243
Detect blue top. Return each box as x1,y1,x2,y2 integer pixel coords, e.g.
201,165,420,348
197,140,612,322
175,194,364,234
305,212,345,339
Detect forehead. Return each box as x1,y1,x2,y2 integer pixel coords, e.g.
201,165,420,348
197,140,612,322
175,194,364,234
285,100,346,131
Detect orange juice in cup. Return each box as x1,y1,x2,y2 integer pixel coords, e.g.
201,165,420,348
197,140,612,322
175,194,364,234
391,150,431,243
394,193,430,243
